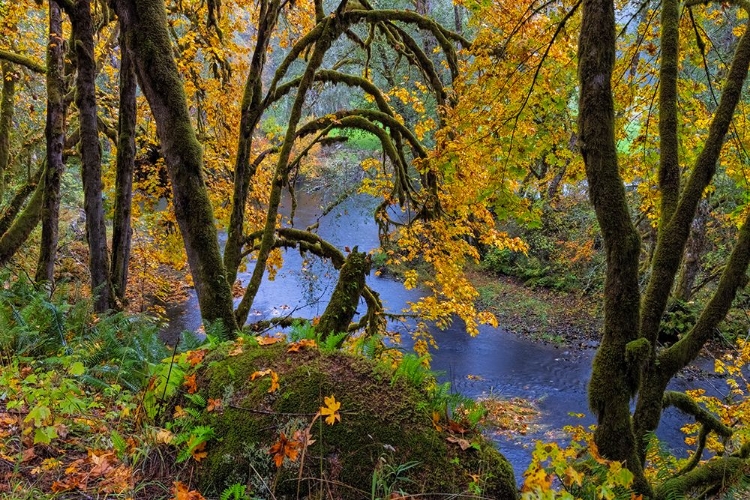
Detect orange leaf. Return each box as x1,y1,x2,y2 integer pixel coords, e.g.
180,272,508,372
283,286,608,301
269,432,300,468
287,339,317,352
250,369,271,380
268,371,279,393
257,335,282,346
228,339,244,356
206,398,222,412
320,395,341,425
173,481,206,500
186,349,206,367
191,441,208,462
183,373,198,394
250,369,279,393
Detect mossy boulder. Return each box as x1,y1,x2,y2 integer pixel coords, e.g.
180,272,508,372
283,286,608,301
187,343,516,498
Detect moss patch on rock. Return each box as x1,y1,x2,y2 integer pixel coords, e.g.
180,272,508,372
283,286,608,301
186,343,516,498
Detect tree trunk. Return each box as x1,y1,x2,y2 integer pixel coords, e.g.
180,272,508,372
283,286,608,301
316,248,370,342
70,0,111,311
0,61,16,201
578,0,646,488
674,198,709,302
224,0,280,286
110,26,137,302
112,0,238,335
0,167,45,266
36,0,66,284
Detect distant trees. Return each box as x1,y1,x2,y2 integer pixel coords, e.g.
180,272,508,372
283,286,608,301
1,0,516,344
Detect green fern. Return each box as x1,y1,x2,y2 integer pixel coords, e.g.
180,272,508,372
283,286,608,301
220,483,249,500
290,320,316,341
319,330,349,352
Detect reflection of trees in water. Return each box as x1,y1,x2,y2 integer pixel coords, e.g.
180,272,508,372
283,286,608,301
298,255,335,316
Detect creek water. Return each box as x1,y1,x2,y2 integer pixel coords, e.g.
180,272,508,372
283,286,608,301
163,190,727,482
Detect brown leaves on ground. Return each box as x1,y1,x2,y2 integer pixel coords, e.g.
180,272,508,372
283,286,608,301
287,339,317,352
49,450,133,495
183,373,198,394
478,395,540,438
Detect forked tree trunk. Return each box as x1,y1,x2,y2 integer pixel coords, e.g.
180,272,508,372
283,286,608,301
112,0,238,335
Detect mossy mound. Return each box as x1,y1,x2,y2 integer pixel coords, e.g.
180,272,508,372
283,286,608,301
188,343,516,498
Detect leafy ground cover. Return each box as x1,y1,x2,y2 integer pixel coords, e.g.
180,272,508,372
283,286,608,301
0,274,523,499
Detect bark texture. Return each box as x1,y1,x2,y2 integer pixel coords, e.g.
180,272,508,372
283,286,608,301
224,0,281,286
0,168,44,266
316,248,370,343
0,61,16,200
70,0,111,311
112,0,238,335
110,27,137,302
36,0,66,284
578,0,643,473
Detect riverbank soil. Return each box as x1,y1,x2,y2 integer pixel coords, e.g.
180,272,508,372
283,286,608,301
470,270,603,348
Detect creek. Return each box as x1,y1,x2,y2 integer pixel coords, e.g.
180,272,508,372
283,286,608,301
163,190,727,482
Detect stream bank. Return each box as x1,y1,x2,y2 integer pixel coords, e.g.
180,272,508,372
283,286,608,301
163,190,728,483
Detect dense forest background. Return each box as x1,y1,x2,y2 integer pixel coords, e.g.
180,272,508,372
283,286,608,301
3,0,750,498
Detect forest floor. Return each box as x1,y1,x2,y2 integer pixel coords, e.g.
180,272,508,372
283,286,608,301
469,269,603,349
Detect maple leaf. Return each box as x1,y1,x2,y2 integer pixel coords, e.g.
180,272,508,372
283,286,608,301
186,349,206,367
155,428,174,444
250,369,271,380
320,395,341,425
173,481,206,500
228,339,244,356
446,436,471,450
191,441,208,461
183,373,198,394
257,335,282,346
206,398,222,412
250,369,279,393
269,432,300,467
287,339,317,352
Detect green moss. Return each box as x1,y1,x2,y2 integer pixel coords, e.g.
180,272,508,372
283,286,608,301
186,346,516,498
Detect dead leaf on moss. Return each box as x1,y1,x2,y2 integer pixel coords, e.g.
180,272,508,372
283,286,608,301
446,436,471,450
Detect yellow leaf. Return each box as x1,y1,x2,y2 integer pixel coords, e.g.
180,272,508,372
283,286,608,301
320,395,341,425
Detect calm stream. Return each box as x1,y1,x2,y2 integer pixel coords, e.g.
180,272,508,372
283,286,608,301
164,190,726,481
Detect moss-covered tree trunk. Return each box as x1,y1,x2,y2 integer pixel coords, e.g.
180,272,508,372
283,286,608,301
0,168,45,266
235,16,344,325
579,0,750,493
110,27,137,302
112,0,238,335
35,0,66,284
0,61,16,201
223,0,281,286
70,0,111,312
316,248,370,342
578,0,644,481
